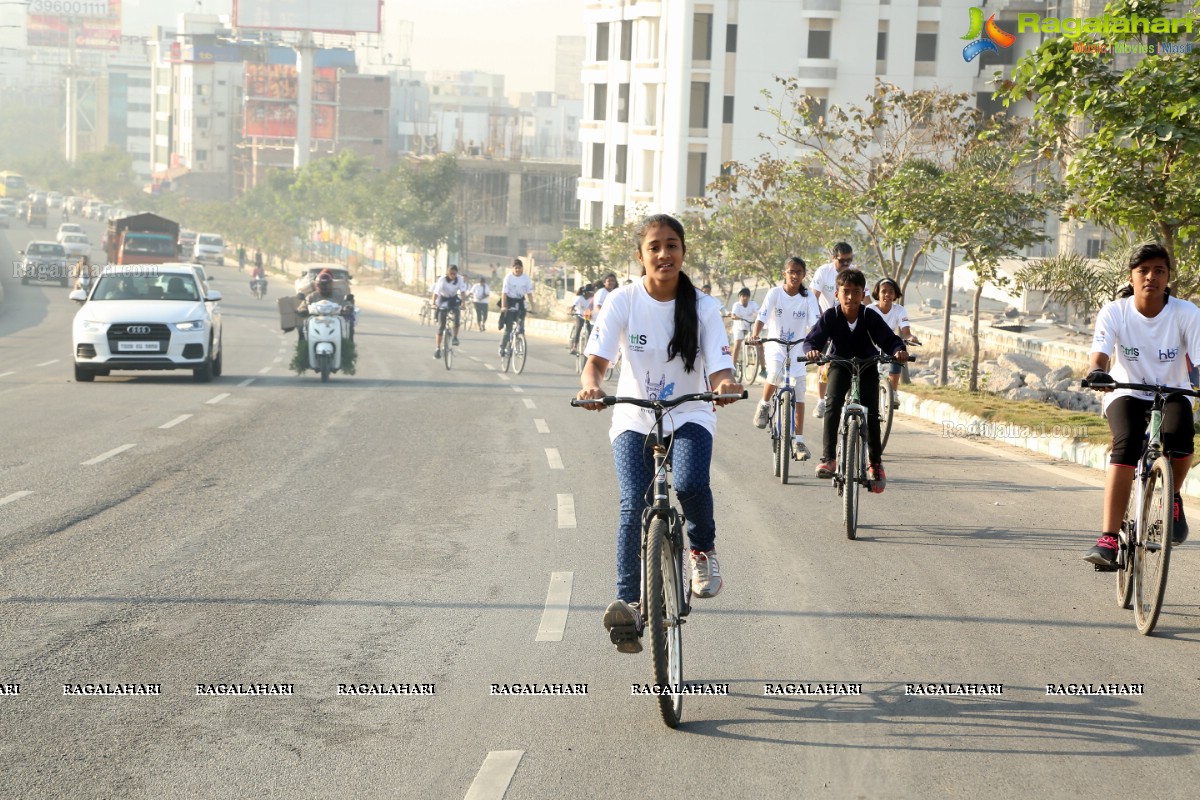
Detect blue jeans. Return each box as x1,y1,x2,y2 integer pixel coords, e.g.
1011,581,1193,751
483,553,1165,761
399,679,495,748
612,423,715,603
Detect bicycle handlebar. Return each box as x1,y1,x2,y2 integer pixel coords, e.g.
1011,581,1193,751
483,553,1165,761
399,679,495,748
1081,379,1200,398
571,390,748,409
808,354,916,365
755,337,805,347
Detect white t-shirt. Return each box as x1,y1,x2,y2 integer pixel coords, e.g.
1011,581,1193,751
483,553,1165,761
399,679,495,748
756,287,820,359
869,302,909,334
586,281,735,442
572,294,593,316
811,262,864,312
470,283,490,302
1092,296,1200,410
594,286,610,310
728,299,760,326
502,272,533,300
433,275,466,300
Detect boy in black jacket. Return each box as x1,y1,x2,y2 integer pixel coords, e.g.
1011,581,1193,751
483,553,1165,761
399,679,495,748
802,269,909,492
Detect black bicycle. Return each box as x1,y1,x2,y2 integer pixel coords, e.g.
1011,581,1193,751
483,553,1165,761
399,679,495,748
571,389,745,727
500,307,527,374
1082,378,1200,634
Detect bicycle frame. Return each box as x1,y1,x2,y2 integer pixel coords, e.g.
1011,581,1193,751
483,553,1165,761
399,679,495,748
639,413,692,621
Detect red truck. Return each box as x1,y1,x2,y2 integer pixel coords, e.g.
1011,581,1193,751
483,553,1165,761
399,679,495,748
105,213,180,265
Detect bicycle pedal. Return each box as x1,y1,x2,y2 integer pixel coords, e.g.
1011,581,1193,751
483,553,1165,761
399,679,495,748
608,625,642,653
1092,563,1118,573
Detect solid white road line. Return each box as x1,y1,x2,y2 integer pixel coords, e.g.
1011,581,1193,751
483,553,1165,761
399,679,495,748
523,399,536,409
237,378,255,388
534,419,550,434
159,414,192,430
463,751,524,800
205,393,231,405
535,572,574,642
556,494,576,529
81,444,136,466
35,360,59,367
0,491,34,507
545,448,564,470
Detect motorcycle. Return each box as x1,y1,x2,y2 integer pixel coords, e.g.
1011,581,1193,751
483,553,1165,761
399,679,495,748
304,299,351,382
75,272,93,295
251,277,267,300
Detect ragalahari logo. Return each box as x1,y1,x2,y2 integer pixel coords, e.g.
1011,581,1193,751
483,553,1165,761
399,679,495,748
962,7,1016,62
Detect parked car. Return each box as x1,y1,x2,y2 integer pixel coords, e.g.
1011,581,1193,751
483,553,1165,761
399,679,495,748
70,264,224,383
17,240,69,286
192,233,226,266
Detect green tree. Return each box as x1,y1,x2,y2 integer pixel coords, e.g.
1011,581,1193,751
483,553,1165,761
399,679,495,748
549,225,610,283
1000,0,1200,289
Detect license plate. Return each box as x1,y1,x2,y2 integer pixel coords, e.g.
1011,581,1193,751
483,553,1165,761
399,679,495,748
118,341,160,352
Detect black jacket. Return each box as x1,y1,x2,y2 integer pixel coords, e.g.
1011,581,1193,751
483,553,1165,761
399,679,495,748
803,305,907,359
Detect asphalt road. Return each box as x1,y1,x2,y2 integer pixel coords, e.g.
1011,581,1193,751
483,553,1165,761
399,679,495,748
1,221,1199,799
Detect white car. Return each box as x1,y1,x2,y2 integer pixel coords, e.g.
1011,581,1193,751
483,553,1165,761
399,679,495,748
47,191,64,209
56,222,84,241
193,232,226,266
71,264,224,383
60,232,91,259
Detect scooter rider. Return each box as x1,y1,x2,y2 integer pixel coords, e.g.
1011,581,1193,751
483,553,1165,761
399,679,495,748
250,261,266,293
297,270,351,340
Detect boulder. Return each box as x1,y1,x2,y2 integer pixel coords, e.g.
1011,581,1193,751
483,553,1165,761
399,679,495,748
1046,365,1074,384
997,352,1051,379
1010,386,1053,403
1054,378,1075,391
1024,373,1045,389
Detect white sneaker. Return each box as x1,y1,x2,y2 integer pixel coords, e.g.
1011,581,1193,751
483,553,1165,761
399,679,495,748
892,394,901,410
690,550,723,598
753,402,770,429
814,399,826,419
792,439,811,461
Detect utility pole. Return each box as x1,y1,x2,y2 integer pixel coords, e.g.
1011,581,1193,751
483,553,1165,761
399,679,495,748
64,18,78,161
293,30,314,169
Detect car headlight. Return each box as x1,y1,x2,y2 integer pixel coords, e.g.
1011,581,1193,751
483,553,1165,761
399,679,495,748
81,320,108,333
174,319,207,332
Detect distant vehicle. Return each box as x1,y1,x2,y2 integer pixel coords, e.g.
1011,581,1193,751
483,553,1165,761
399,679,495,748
60,232,91,259
26,199,47,228
178,230,197,258
0,203,15,228
56,222,84,241
46,191,64,209
192,233,225,266
106,213,180,265
0,171,26,198
66,196,85,213
17,240,69,287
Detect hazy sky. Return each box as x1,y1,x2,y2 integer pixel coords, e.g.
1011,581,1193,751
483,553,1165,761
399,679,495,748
117,0,586,94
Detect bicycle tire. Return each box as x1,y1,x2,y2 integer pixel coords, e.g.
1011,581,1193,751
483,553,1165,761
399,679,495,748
513,334,527,374
780,392,793,485
1116,487,1137,610
646,516,684,728
879,380,895,452
575,348,584,375
844,417,860,540
444,341,453,370
771,404,781,478
746,346,760,386
1134,456,1173,634
733,349,745,384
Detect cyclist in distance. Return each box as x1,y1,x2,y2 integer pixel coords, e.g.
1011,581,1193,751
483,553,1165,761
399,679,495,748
803,269,908,492
593,273,618,318
568,283,594,355
431,264,467,359
750,257,820,460
499,258,533,356
576,213,742,649
1084,243,1200,568
810,242,860,419
728,287,764,378
869,277,921,407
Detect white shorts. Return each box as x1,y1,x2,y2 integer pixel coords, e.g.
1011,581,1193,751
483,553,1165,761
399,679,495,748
765,352,807,388
731,320,752,341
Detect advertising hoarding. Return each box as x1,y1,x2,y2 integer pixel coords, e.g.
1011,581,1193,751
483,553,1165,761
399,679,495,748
243,63,338,140
27,0,122,50
232,0,381,34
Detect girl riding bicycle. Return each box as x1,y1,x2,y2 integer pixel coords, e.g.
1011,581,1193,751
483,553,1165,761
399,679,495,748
869,278,921,408
576,214,742,651
1084,243,1200,569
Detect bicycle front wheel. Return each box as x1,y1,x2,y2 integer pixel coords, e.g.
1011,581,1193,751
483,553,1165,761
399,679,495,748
1134,456,1174,634
646,516,684,728
444,342,453,370
843,417,860,540
1116,486,1137,610
513,334,527,374
779,393,793,485
746,346,760,386
879,380,895,452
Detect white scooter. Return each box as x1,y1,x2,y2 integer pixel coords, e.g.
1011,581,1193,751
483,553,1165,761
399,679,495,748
305,299,348,382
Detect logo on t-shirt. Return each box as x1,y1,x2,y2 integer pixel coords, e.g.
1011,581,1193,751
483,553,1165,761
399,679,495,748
628,332,647,353
1121,345,1140,360
645,372,675,402
1160,347,1178,362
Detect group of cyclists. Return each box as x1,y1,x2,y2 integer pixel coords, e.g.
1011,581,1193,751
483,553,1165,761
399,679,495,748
566,214,1196,651
428,259,536,361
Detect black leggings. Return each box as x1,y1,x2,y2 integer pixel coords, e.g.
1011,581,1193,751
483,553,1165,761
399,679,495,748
1107,394,1195,466
437,307,460,335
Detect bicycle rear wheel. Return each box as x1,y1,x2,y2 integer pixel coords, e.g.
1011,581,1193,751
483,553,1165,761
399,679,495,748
879,380,895,452
1116,487,1137,610
746,346,760,386
513,334,527,374
733,348,745,384
779,392,793,485
646,516,684,728
1134,456,1173,634
843,418,861,540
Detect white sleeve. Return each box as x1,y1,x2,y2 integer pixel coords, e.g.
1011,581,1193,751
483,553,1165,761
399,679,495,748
756,289,776,324
805,292,821,335
1181,301,1200,367
1092,302,1117,357
586,287,627,362
699,297,735,374
896,304,910,330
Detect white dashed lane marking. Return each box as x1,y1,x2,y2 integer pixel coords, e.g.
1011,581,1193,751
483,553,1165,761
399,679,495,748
534,419,549,434
160,414,192,429
497,374,510,382
556,494,576,528
81,444,136,466
0,371,15,378
523,399,536,409
463,751,524,800
545,448,563,470
484,364,495,371
35,360,59,367
258,366,272,374
206,393,231,405
237,378,255,388
0,491,34,507
535,572,574,642
512,386,524,394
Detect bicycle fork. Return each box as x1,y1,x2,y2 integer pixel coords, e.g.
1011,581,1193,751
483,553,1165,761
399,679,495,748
640,446,692,622
836,404,867,491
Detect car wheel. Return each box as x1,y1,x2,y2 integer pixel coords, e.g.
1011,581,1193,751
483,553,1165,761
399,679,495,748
74,363,94,382
212,338,223,377
193,343,215,382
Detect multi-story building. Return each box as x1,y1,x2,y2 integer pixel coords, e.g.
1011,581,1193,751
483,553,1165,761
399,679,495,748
102,44,155,182
555,35,586,100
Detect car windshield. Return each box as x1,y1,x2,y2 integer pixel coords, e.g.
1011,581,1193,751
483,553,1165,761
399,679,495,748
198,235,223,246
124,235,176,256
93,274,201,302
28,243,64,256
